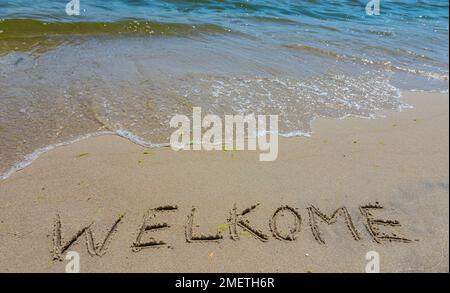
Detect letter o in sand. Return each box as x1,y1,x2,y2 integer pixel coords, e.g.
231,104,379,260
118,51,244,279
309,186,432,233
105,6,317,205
269,206,302,241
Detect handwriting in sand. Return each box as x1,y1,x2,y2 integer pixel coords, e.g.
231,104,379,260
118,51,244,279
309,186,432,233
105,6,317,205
52,202,413,260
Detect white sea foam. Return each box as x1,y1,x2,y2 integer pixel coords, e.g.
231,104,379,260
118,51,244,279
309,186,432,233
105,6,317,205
279,130,312,138
408,88,449,94
115,128,169,148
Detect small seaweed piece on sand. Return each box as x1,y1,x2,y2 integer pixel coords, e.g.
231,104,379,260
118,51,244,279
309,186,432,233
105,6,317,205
75,153,89,158
222,144,233,151
217,223,228,232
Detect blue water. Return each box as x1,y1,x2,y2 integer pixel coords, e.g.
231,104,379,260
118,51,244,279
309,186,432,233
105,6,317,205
1,1,448,84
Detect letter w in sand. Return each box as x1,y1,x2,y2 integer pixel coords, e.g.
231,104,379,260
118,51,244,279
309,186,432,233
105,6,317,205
52,213,124,261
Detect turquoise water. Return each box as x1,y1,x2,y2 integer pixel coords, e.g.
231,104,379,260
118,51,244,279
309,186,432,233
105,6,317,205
0,0,449,178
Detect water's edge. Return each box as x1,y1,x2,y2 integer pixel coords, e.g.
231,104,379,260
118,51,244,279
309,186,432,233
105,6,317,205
0,90,420,181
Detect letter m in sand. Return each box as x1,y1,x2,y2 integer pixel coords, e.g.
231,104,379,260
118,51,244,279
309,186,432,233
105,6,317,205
307,206,360,244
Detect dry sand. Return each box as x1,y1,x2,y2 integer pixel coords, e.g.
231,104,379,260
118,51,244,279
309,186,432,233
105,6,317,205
0,91,448,273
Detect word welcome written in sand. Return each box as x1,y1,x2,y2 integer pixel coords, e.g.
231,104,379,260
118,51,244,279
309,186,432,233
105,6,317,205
52,202,412,260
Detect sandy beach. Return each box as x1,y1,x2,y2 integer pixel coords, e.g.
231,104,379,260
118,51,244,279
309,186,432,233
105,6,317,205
0,91,447,273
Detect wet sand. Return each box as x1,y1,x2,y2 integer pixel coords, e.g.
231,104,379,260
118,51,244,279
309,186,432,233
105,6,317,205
0,91,448,273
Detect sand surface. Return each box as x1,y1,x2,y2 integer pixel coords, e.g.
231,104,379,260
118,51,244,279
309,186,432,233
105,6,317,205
0,91,448,273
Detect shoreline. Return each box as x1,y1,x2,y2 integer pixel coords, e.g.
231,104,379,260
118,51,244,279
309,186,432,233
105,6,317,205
0,90,423,181
0,90,448,272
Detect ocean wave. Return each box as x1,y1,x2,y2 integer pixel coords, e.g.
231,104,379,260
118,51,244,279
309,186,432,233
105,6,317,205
0,91,412,182
283,43,449,82
0,19,235,39
0,69,414,182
